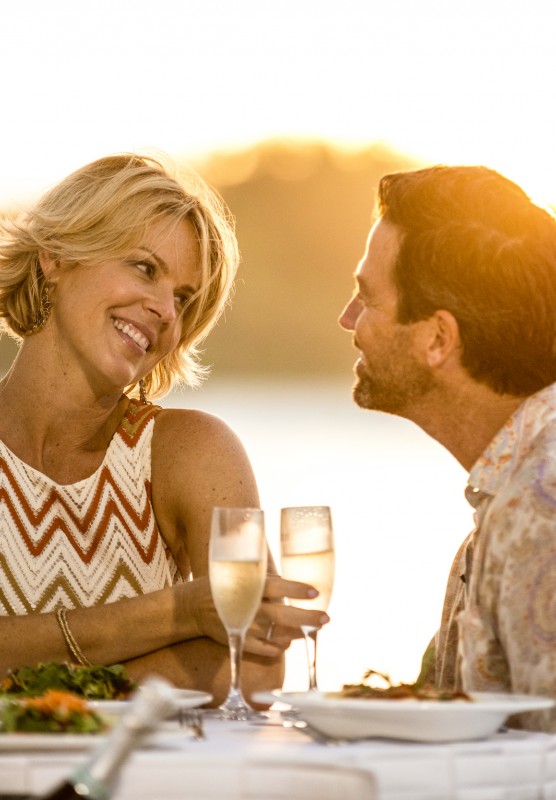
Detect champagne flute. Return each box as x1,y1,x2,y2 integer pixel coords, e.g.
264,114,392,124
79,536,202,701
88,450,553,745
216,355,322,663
209,506,268,719
280,506,334,691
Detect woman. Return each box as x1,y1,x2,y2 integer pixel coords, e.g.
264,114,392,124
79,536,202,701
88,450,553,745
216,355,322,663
0,153,327,703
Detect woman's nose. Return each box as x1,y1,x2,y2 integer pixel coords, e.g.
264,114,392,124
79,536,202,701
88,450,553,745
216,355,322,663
145,283,177,322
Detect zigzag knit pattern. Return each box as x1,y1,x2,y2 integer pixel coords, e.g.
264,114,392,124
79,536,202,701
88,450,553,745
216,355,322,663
0,399,181,615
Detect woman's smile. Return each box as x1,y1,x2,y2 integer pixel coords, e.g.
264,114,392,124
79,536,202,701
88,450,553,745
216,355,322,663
112,318,151,352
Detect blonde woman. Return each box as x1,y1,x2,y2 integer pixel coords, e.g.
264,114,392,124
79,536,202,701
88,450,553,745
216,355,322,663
0,154,326,703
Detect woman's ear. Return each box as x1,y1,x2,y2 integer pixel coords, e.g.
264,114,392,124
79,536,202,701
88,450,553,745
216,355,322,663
424,309,461,368
38,250,59,282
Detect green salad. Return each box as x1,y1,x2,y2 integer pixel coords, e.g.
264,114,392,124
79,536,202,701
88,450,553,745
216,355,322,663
1,690,107,734
0,662,136,700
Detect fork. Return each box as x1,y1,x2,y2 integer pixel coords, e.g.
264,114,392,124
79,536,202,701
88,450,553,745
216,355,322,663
281,711,349,745
178,708,205,740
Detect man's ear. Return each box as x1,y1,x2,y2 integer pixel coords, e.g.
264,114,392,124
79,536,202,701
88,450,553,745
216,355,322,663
424,309,461,368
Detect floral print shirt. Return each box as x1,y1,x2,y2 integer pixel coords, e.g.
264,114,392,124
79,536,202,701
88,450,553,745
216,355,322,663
432,382,556,731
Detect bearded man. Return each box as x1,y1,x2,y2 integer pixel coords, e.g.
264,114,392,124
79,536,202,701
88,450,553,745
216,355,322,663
339,165,556,731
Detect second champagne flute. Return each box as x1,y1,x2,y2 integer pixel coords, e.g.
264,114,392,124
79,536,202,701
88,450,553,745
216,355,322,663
209,506,268,720
280,505,334,691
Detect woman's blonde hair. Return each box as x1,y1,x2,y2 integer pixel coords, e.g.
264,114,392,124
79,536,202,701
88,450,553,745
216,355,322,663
0,152,239,398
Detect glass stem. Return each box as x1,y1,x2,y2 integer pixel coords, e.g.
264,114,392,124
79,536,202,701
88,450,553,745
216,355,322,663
228,631,244,698
302,627,319,691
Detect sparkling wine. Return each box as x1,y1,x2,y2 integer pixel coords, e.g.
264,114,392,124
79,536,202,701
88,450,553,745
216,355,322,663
280,505,334,691
209,558,266,631
209,506,268,719
281,549,335,611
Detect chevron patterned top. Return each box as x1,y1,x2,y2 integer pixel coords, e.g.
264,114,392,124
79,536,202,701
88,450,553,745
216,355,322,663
0,399,183,615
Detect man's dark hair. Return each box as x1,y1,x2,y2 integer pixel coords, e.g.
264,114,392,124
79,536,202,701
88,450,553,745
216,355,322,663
377,165,556,395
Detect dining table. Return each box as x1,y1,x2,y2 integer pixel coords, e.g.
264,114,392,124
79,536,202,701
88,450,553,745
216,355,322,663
2,708,556,800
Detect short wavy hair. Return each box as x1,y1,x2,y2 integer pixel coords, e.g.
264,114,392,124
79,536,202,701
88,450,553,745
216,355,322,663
377,165,556,396
0,153,239,398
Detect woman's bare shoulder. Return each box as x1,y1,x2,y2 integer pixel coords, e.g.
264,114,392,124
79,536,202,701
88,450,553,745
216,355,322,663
153,406,245,453
151,406,255,485
150,407,259,543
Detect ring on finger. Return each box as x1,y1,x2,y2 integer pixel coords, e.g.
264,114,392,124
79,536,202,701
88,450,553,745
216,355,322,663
265,622,276,641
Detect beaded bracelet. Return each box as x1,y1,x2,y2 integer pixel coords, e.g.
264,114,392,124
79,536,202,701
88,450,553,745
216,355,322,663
55,606,93,667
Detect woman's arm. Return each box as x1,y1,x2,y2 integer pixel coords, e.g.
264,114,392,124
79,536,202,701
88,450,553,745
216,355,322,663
151,408,261,578
0,574,287,701
145,408,327,697
0,580,211,677
140,407,284,696
122,638,285,708
0,409,326,700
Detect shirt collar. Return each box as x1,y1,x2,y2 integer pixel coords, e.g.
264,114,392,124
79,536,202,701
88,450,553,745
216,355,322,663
466,383,556,504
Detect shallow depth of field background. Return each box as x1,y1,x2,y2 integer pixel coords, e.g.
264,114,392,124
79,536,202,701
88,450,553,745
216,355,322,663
1,0,554,688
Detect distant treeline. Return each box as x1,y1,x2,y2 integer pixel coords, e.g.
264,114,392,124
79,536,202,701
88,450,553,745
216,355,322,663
0,140,419,377
200,140,419,377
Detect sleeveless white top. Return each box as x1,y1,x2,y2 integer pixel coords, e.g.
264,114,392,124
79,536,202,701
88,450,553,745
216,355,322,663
0,399,182,615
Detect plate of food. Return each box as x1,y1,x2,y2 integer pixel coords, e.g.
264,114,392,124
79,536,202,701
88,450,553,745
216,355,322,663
0,689,111,747
0,683,207,751
0,661,212,717
0,661,212,745
255,671,555,742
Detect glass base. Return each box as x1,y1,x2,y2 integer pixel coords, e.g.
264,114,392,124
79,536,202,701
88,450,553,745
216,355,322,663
211,627,270,721
220,696,268,721
204,707,268,721
203,692,268,721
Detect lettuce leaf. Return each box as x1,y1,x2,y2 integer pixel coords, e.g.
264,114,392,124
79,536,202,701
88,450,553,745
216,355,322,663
1,662,136,700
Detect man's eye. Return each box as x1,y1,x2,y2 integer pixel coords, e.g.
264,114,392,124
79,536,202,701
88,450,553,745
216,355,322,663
359,293,374,308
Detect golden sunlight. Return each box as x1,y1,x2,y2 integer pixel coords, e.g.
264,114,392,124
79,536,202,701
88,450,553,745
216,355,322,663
1,0,554,208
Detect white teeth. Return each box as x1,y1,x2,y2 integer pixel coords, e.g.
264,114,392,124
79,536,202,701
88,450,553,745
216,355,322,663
113,319,149,351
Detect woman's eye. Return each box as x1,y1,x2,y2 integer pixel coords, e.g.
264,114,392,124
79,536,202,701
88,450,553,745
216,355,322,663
174,293,191,310
134,260,155,276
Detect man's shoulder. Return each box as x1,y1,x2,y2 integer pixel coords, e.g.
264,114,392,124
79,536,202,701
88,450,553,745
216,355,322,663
518,388,556,462
520,382,556,429
490,412,556,526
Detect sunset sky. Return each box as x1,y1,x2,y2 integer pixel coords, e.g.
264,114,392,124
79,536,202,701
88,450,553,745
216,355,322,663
1,0,555,205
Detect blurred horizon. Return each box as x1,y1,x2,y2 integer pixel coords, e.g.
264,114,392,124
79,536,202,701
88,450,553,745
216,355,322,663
201,138,420,378
1,133,555,380
0,137,422,377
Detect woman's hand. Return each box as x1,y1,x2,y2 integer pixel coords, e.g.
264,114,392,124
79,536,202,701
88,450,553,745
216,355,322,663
178,574,329,657
244,575,330,656
175,575,230,645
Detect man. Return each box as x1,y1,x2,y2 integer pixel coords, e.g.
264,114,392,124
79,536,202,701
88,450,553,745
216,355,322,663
339,165,556,730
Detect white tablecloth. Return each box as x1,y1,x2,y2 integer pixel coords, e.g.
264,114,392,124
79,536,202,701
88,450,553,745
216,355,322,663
2,714,556,799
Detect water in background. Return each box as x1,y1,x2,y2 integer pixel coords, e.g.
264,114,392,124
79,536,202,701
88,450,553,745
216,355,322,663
163,378,474,691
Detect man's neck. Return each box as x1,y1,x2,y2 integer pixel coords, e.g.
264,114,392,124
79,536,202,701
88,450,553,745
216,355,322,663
408,384,526,472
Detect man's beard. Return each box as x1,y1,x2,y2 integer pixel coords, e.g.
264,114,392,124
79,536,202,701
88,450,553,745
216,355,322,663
352,357,435,416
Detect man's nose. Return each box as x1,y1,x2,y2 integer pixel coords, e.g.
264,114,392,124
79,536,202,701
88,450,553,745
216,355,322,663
338,297,358,331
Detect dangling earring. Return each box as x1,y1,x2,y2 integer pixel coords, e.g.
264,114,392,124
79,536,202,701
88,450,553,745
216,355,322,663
139,378,148,405
28,282,52,334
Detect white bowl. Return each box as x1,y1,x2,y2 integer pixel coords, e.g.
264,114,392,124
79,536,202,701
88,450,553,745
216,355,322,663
261,690,555,742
